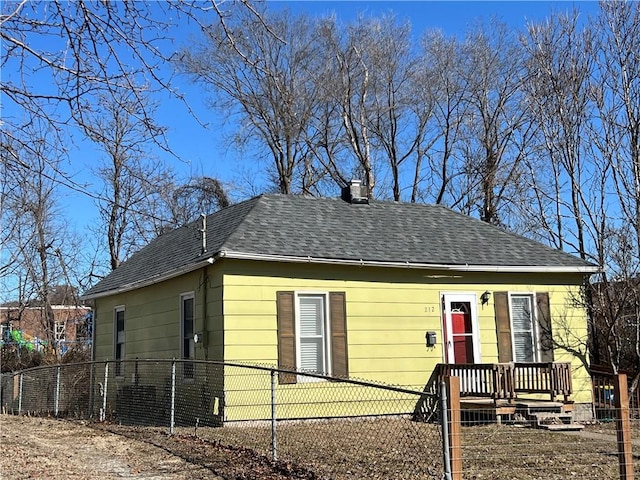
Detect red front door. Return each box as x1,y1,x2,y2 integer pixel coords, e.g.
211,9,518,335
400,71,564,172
443,294,478,364
451,305,473,364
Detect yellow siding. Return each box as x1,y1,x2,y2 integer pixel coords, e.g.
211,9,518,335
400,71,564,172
94,257,593,422
220,260,592,404
94,267,223,361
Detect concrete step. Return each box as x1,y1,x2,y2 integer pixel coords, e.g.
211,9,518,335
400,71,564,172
528,411,577,429
539,423,585,431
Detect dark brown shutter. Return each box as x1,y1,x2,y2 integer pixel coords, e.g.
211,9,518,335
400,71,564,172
329,292,349,378
494,291,513,363
536,292,554,362
276,291,297,384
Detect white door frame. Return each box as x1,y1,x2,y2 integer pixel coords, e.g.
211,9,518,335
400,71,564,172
441,292,481,363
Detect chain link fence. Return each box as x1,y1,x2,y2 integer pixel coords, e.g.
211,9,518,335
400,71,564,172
441,374,639,480
448,406,639,479
1,359,444,479
3,360,637,479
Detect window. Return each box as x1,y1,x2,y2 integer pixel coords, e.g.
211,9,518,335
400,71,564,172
114,307,125,377
298,294,328,374
510,295,536,362
181,293,195,379
493,292,554,363
276,291,348,384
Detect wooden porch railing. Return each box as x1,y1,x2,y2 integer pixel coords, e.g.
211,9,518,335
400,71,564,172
436,362,573,404
592,367,640,412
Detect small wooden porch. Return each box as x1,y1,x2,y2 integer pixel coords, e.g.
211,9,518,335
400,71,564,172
421,362,581,428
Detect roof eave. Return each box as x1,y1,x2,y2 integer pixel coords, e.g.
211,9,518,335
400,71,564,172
80,257,216,301
82,250,598,301
219,250,599,274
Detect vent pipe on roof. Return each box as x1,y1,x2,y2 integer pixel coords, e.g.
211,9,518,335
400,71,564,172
200,213,207,255
341,179,369,204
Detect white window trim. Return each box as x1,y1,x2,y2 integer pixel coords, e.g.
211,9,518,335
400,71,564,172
294,291,332,382
114,305,125,378
508,293,541,362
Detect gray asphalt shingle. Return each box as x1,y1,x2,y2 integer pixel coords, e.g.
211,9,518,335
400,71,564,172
84,194,595,297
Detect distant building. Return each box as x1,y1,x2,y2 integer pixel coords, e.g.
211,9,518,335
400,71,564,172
0,305,92,354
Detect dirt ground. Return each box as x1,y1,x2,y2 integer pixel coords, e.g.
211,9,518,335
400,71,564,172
0,415,310,480
1,414,638,480
0,415,219,479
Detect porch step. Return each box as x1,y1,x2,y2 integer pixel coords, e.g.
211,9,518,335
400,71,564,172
538,422,585,431
516,401,565,415
528,411,583,430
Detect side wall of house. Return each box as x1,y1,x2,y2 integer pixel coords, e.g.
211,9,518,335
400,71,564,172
93,266,223,362
220,259,592,420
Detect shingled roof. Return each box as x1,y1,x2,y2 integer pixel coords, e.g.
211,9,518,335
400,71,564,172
83,194,597,299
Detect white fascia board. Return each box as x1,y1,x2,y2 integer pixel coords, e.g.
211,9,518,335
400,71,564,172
82,250,598,301
218,250,599,274
81,257,216,301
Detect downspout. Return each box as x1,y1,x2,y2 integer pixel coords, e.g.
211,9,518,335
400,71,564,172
202,265,209,361
200,213,209,360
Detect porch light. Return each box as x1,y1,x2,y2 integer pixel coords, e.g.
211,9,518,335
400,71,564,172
481,291,492,305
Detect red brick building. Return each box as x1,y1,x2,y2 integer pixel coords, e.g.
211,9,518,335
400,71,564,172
0,305,92,353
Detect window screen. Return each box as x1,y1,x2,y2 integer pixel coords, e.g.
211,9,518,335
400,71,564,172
298,295,326,374
510,295,535,362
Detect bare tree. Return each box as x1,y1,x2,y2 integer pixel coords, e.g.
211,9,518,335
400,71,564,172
1,0,266,289
522,10,595,258
315,16,379,197
585,1,640,389
594,0,640,264
457,20,533,225
162,176,230,228
1,123,82,353
176,8,323,194
412,31,469,206
85,95,169,270
350,15,425,201
1,1,262,153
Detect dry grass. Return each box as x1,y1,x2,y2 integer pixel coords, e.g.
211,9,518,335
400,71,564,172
99,417,639,480
460,424,639,479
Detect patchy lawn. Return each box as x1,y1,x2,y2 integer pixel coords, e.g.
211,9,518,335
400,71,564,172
1,414,638,479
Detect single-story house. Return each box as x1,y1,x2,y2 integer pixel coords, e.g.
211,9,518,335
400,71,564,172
83,183,598,423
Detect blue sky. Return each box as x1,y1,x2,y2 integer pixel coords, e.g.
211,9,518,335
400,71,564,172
64,2,601,216
5,1,603,294
136,1,599,203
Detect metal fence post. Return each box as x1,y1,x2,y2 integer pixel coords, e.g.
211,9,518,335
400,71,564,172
271,369,277,462
54,365,61,416
170,359,176,435
440,381,452,480
18,372,23,415
101,362,109,422
88,361,94,418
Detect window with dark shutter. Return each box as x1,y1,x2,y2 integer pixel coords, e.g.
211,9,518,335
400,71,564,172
276,291,349,384
494,291,554,363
